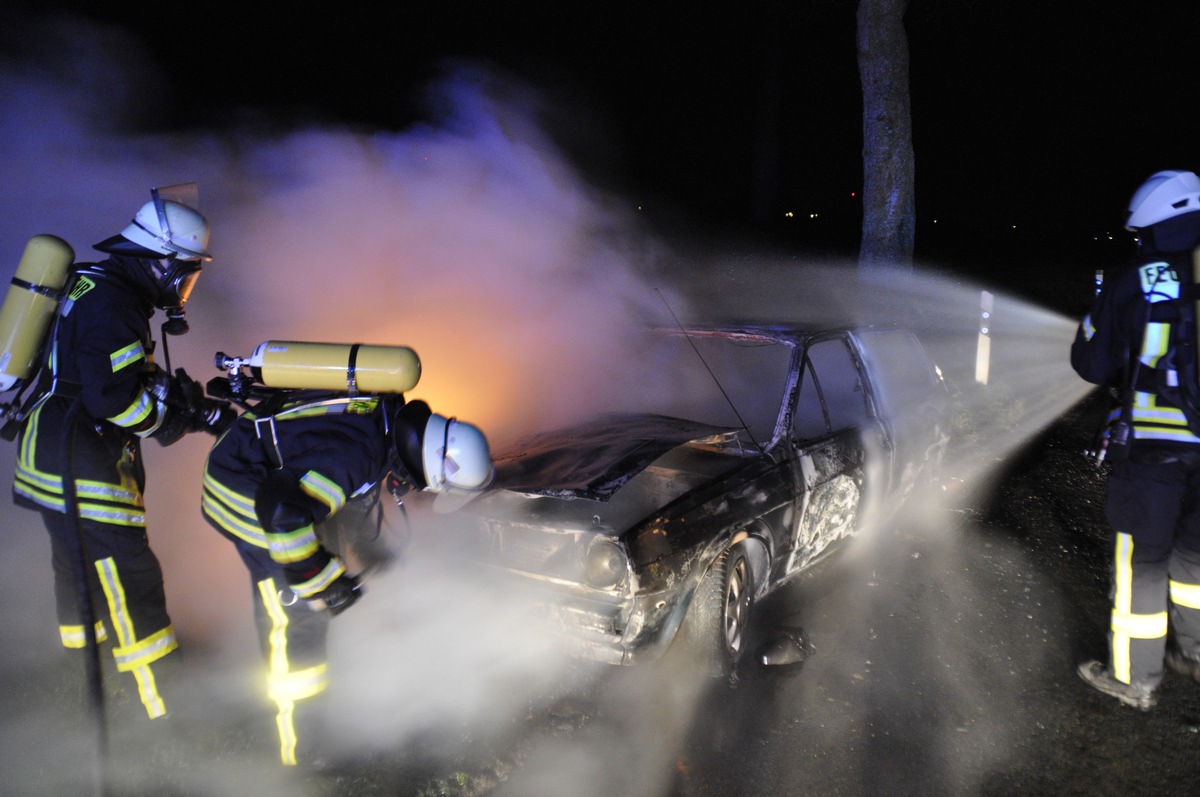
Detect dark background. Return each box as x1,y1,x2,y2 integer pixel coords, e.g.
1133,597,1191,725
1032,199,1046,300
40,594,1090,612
8,1,1198,300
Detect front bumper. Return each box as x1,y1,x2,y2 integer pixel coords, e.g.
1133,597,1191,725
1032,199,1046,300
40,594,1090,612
480,562,681,666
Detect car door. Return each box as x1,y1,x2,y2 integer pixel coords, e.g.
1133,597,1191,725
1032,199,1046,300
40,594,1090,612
777,333,882,578
850,329,950,498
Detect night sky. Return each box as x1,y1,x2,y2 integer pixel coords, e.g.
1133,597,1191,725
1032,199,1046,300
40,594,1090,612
5,2,1199,281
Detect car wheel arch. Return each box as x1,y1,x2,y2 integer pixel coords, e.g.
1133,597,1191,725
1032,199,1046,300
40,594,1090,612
728,529,771,601
668,532,770,677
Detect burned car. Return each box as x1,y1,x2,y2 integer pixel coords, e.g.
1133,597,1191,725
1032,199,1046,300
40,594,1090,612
460,324,951,674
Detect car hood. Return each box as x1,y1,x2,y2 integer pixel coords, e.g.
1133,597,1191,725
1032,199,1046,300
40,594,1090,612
491,413,744,501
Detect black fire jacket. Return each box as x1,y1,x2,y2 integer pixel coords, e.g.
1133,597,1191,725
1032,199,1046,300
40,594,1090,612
201,393,393,599
13,258,167,527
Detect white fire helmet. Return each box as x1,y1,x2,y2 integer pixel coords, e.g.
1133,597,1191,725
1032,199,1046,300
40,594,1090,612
120,198,212,261
422,414,494,512
1126,170,1200,230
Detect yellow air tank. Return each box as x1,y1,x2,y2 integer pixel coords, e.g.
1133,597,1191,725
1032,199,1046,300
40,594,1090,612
248,341,421,394
0,235,75,392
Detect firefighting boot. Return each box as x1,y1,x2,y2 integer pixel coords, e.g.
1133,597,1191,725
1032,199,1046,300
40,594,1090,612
1077,660,1157,710
1166,646,1200,684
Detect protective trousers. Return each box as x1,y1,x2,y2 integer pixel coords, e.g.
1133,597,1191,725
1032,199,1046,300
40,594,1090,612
237,546,331,766
229,496,393,765
1106,457,1200,687
41,509,178,718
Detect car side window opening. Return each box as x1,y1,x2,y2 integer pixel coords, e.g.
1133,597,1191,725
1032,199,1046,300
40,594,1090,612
802,338,871,433
853,330,939,422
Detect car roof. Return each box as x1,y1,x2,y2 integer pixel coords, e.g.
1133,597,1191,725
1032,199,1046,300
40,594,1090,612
657,322,857,345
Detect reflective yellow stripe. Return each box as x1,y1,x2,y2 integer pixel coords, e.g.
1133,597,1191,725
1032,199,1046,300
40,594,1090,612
257,578,329,766
258,579,290,687
112,625,178,670
1142,322,1170,366
277,701,299,767
268,664,329,704
267,524,321,564
1112,532,1134,683
108,390,155,429
109,341,145,372
258,579,295,764
202,491,268,547
96,557,175,719
202,473,267,547
1170,579,1200,610
1111,608,1168,639
290,557,346,599
60,622,108,649
300,470,346,512
202,471,256,517
19,402,42,469
16,405,148,526
13,479,147,526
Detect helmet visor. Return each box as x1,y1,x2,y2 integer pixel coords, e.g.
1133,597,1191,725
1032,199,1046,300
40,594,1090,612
158,261,202,308
173,268,201,305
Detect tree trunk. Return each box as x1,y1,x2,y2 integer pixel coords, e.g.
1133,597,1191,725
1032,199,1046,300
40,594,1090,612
857,0,914,270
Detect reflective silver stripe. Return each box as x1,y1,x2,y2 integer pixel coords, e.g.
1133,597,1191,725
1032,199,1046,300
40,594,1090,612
109,390,155,429
267,525,320,563
291,558,346,599
109,341,145,372
202,493,268,547
300,470,346,512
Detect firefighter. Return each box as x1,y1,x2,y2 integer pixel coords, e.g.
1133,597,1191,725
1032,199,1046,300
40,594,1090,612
1072,169,1200,709
11,187,234,721
200,391,492,766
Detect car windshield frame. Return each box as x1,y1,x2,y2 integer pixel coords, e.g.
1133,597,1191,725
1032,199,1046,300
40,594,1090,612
640,328,798,448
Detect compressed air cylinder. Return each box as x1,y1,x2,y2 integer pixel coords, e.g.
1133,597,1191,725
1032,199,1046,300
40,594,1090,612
0,235,75,392
248,341,421,394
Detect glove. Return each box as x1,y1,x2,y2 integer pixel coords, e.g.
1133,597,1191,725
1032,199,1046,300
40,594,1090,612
142,368,190,446
310,574,362,616
144,368,236,444
174,368,236,435
195,397,237,435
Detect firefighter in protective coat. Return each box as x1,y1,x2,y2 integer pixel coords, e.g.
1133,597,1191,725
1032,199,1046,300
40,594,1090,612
1072,169,1200,709
201,390,492,766
11,187,233,720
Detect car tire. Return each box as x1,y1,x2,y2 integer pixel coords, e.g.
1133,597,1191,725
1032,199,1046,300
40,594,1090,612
678,545,754,679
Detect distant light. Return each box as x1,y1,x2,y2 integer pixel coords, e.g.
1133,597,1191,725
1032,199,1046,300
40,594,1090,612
851,192,857,198
785,211,794,218
810,213,818,219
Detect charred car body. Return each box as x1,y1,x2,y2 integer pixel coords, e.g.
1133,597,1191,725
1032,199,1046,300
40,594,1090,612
461,324,951,674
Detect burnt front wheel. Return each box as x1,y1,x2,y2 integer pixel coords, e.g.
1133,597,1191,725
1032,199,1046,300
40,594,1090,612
678,545,754,679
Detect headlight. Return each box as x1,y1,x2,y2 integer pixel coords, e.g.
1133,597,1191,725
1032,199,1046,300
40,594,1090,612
583,537,629,589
